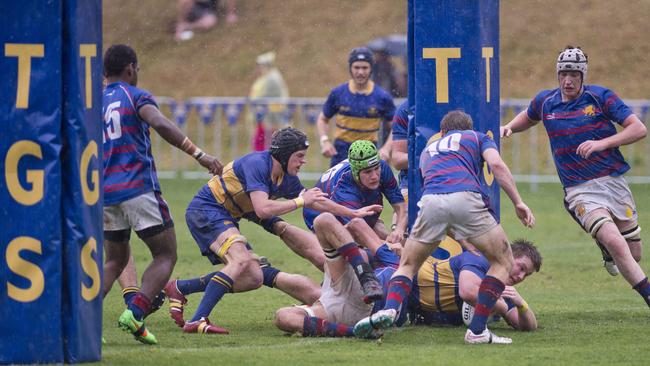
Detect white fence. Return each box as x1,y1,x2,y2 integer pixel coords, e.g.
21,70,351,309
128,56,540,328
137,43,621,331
152,96,650,188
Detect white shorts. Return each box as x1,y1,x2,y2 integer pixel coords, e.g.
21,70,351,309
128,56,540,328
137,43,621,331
410,192,498,243
103,191,173,236
565,175,638,227
318,262,372,325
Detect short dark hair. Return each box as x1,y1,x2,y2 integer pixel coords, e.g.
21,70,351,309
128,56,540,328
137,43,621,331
511,239,542,272
103,44,137,77
440,110,473,133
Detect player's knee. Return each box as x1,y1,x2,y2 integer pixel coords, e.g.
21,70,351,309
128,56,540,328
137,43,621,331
346,217,369,234
313,212,337,231
244,260,264,289
584,212,614,239
274,308,294,331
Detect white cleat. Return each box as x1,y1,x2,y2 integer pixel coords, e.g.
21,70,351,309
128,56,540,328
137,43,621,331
464,328,512,345
353,309,396,339
604,260,620,276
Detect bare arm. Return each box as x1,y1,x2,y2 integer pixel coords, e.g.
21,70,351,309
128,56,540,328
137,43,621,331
310,199,383,220
138,104,223,174
482,148,535,228
390,139,408,170
385,201,407,244
250,188,333,219
501,286,537,331
316,112,336,157
379,134,393,161
501,110,539,138
576,114,647,158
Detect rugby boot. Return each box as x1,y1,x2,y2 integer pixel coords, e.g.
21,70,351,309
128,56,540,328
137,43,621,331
164,280,188,327
360,273,384,304
353,309,396,339
118,309,158,345
464,328,512,345
182,317,229,334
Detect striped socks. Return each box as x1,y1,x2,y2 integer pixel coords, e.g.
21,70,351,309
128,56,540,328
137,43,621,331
190,272,234,322
469,275,505,335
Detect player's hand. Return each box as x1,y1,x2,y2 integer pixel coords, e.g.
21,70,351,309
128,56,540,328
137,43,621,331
514,202,535,228
500,125,513,138
576,139,606,159
501,286,525,307
379,146,391,161
301,188,329,208
198,154,223,175
353,204,383,218
321,140,336,158
387,241,403,257
386,228,404,246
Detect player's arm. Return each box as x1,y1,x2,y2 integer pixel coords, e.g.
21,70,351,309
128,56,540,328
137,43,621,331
390,138,408,170
249,188,328,219
482,148,535,228
138,104,223,175
379,133,393,161
501,110,539,138
309,198,383,220
386,201,407,245
576,114,647,159
501,286,537,331
316,112,336,157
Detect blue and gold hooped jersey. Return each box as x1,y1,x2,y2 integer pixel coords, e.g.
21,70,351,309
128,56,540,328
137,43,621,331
416,251,490,315
527,85,633,188
322,80,395,143
103,81,160,206
303,159,403,229
205,151,304,218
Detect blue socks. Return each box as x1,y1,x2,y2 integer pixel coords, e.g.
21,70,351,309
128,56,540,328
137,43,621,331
302,316,353,337
177,272,217,295
190,272,234,322
633,277,650,307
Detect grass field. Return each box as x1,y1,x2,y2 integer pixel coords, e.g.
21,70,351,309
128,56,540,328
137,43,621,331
100,178,650,365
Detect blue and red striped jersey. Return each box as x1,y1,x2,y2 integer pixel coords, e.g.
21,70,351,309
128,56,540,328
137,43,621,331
391,100,409,189
102,81,160,205
527,85,634,187
322,80,395,143
420,130,497,196
304,159,403,228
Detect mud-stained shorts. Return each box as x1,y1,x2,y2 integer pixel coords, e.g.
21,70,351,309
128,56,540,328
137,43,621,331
564,175,638,228
410,192,498,243
103,191,173,240
317,263,372,325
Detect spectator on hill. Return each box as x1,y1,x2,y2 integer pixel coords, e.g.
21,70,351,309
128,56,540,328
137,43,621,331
175,0,238,42
249,51,290,151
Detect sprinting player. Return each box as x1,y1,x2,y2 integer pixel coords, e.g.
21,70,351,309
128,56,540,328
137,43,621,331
317,47,395,167
501,46,650,307
411,239,541,331
102,44,223,345
303,140,406,302
178,128,381,334
354,110,535,345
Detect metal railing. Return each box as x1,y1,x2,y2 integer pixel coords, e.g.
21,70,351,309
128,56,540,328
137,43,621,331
153,96,650,187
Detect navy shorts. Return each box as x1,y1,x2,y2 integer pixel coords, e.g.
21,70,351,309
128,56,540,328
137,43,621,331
186,186,251,265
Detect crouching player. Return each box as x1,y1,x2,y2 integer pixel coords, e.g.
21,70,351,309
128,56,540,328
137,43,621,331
175,128,379,334
274,140,407,337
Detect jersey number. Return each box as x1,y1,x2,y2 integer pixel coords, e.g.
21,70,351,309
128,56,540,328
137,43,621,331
426,133,461,157
104,101,122,141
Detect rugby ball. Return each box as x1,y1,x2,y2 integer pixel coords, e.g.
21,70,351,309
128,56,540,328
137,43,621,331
461,301,474,326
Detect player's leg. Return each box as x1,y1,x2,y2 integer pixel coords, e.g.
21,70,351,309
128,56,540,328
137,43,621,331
354,194,445,338
266,268,321,305
275,302,353,337
183,228,261,334
463,224,513,345
273,219,325,271
346,217,386,254
313,212,382,303
116,254,139,306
